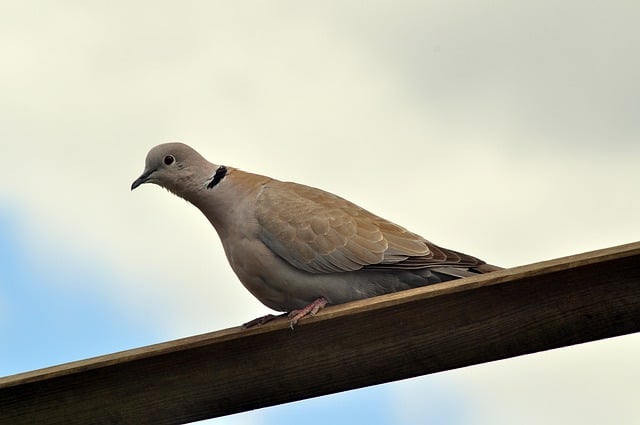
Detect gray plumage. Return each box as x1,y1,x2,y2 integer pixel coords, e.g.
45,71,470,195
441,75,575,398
132,143,499,323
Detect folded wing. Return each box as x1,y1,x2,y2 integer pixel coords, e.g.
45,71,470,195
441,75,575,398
256,181,484,274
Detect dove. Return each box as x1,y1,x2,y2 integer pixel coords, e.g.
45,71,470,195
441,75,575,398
132,143,499,327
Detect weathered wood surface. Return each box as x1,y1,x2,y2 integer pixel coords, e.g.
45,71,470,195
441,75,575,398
1,241,639,425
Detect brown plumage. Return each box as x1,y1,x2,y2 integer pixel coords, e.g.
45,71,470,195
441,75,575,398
132,143,500,326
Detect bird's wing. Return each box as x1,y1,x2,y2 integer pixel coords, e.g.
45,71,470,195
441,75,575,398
255,181,483,274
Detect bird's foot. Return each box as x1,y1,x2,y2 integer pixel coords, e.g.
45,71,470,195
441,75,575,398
242,313,287,328
288,297,328,329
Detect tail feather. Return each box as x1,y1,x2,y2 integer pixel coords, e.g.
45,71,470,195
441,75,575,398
431,262,502,280
473,263,503,273
430,267,477,279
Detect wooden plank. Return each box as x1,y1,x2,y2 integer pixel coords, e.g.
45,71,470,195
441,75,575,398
1,241,639,425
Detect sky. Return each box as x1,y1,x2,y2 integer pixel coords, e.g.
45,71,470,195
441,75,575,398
1,1,639,424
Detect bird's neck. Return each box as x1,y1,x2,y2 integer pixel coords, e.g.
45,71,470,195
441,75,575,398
189,169,271,240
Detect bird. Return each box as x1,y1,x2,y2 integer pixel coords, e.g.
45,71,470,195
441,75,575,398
131,142,500,327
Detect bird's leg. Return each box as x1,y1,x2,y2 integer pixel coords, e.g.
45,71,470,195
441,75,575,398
288,297,328,328
242,313,287,328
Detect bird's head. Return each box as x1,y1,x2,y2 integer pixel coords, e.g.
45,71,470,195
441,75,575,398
131,142,216,197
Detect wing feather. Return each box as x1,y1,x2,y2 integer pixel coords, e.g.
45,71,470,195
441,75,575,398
255,180,484,274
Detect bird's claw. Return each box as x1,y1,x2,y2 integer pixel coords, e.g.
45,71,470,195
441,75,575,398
288,297,328,329
242,313,286,328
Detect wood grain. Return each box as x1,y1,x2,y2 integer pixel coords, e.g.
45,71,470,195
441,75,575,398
1,241,639,425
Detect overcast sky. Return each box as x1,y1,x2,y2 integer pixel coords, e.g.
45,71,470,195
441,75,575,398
1,1,639,424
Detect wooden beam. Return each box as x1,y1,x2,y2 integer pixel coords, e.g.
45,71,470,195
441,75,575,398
2,242,639,425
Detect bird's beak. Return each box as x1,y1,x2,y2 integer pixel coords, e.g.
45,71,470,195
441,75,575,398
131,170,154,190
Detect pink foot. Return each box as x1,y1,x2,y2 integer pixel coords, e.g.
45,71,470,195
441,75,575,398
288,297,328,328
242,313,286,328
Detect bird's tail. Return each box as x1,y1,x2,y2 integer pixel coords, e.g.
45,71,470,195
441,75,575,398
472,263,503,273
431,262,503,280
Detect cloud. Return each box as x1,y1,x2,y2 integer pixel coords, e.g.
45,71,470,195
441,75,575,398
0,207,163,374
450,334,640,424
1,1,638,423
386,334,640,424
326,1,640,151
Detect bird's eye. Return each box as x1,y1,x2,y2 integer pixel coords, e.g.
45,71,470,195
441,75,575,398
164,155,175,165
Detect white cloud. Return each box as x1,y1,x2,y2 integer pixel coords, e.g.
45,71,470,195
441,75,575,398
457,334,640,424
389,334,640,424
1,1,638,422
